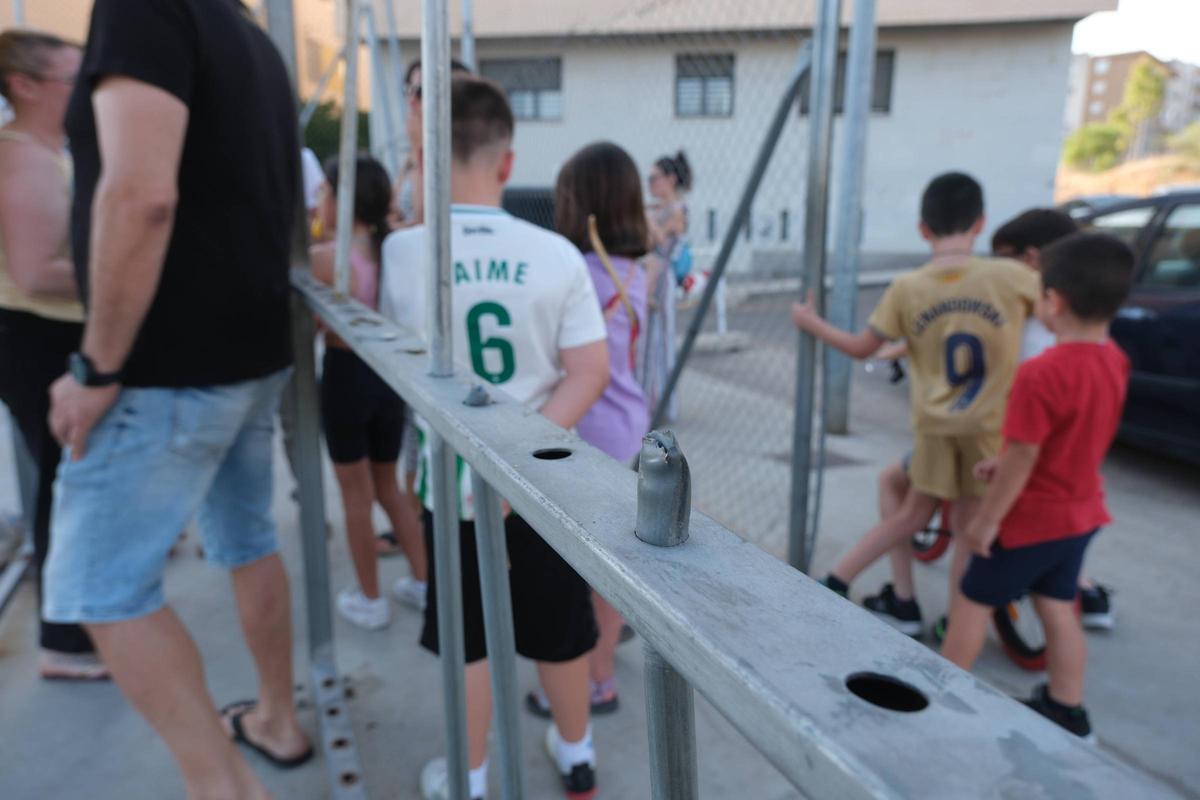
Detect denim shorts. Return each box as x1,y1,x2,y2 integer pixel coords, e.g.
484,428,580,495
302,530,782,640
43,369,291,624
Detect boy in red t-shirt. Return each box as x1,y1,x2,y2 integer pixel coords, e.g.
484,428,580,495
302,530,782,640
940,232,1135,740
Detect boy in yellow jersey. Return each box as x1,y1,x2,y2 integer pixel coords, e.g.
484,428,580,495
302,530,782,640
791,172,1039,637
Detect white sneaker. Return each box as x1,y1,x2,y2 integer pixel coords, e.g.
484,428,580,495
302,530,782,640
336,588,391,630
420,757,484,800
392,576,427,611
544,724,598,798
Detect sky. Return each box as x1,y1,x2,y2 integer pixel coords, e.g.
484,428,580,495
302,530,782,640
1072,0,1200,63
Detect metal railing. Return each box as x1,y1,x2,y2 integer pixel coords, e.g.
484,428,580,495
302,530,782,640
264,1,1177,798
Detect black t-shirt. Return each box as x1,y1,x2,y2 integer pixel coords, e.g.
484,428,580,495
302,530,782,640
67,0,297,388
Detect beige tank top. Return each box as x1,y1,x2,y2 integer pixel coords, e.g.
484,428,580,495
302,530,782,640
0,129,85,323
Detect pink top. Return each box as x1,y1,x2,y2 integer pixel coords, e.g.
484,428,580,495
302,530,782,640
350,247,380,310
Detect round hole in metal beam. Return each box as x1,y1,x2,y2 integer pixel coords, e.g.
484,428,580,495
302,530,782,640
845,672,928,713
339,772,360,787
321,677,336,689
326,705,341,717
533,448,573,461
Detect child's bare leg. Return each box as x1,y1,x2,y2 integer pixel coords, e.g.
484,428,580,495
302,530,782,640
370,461,427,582
465,660,492,768
946,497,981,606
537,655,591,743
878,462,918,599
1034,595,1087,706
588,591,623,689
940,592,993,670
830,489,939,585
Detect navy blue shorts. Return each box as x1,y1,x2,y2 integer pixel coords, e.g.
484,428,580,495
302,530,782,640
960,530,1097,607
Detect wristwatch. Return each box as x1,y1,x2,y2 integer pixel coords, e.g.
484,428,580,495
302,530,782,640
68,352,124,387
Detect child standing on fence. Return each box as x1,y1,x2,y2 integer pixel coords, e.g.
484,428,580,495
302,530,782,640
790,172,1039,635
380,77,609,800
521,141,651,722
942,232,1133,740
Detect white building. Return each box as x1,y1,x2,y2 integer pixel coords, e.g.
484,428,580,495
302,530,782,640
375,0,1112,268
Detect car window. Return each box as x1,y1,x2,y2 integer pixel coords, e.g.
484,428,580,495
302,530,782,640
1085,206,1156,248
1141,204,1200,289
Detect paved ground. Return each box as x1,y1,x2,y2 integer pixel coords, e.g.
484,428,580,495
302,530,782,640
1,286,1197,799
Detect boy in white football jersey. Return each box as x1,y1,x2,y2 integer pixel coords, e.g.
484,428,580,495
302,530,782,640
380,77,609,800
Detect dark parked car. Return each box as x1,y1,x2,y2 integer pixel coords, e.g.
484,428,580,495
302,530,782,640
1061,193,1135,219
1080,192,1200,464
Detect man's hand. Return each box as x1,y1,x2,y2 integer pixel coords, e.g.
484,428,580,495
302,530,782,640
49,374,120,461
973,457,1000,483
790,289,820,332
962,515,1000,559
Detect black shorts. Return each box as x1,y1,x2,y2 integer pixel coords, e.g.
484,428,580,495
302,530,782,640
420,510,598,664
320,347,405,464
961,530,1097,607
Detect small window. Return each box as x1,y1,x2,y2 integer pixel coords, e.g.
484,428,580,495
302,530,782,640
479,58,562,121
675,54,735,118
798,50,896,115
1092,80,1107,95
1086,206,1157,249
1140,205,1200,289
1089,100,1105,116
1094,59,1110,75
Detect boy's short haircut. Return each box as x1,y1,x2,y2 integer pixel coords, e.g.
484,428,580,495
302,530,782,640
992,209,1079,254
1040,232,1135,321
920,172,984,237
450,76,514,163
404,57,471,88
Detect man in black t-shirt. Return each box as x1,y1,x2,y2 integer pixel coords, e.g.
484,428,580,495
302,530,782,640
42,2,310,796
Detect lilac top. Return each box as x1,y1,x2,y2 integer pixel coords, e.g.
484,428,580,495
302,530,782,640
575,252,650,463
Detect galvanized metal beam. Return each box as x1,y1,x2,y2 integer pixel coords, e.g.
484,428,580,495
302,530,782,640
294,270,1176,800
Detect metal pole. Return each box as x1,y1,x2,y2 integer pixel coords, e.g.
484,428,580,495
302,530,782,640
650,41,814,429
635,431,698,800
11,0,24,26
787,0,841,573
298,45,347,131
825,0,877,435
424,0,453,377
424,1,469,797
333,0,361,295
460,0,476,71
261,0,298,85
360,3,403,176
381,0,408,156
470,468,528,800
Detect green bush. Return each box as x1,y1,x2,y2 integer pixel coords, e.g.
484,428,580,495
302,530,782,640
1063,123,1126,172
303,100,370,164
1168,121,1200,165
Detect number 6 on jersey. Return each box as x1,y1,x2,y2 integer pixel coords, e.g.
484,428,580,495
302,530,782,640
467,301,516,384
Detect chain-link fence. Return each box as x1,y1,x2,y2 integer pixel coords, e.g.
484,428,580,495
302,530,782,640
394,1,855,559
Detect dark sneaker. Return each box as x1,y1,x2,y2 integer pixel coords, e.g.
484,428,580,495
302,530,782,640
931,615,949,646
821,574,849,598
862,583,924,637
1023,684,1096,742
1079,584,1115,630
544,725,597,800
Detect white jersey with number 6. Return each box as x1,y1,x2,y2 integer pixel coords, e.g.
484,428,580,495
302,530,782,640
380,204,607,518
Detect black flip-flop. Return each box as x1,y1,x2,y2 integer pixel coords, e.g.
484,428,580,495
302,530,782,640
375,531,401,556
221,700,314,769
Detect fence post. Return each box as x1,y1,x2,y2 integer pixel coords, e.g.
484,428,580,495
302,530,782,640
360,3,403,176
299,45,347,131
470,460,528,800
333,0,361,295
11,0,24,26
380,0,409,157
461,0,476,71
787,0,842,574
423,0,471,797
825,0,878,435
635,431,698,800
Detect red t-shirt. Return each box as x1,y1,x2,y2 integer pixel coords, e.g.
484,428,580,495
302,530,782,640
998,340,1130,548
